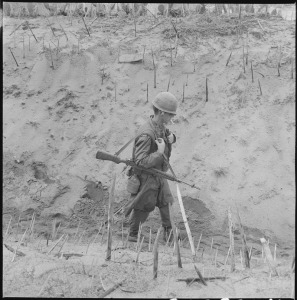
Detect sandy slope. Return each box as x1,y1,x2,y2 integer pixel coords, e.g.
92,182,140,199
2,7,296,297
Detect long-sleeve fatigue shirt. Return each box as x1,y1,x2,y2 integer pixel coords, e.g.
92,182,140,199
125,116,176,213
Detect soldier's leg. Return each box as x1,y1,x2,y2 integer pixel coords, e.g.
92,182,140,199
129,209,150,238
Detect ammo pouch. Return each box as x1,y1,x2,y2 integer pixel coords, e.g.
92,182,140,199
127,174,140,194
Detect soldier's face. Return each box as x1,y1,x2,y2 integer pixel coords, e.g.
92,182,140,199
161,112,175,124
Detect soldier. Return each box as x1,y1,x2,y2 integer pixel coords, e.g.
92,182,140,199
124,92,178,242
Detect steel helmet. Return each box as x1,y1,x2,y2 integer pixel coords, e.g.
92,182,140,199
152,92,178,115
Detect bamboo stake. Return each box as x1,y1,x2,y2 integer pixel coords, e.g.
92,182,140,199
167,77,171,92
148,227,152,251
170,39,173,66
206,77,208,102
210,237,213,252
135,236,144,264
260,238,279,276
106,173,116,260
242,45,245,73
124,227,130,248
251,61,254,83
186,74,188,86
82,16,91,37
240,249,243,268
228,207,235,272
153,227,162,279
11,229,28,262
291,58,294,79
27,23,38,42
4,215,13,240
146,83,148,103
28,35,31,51
76,229,86,245
115,83,117,102
226,52,232,66
55,221,61,239
136,222,142,251
277,62,280,77
246,45,249,65
23,35,25,58
224,246,230,266
236,204,250,268
151,49,156,88
49,43,54,69
165,228,173,247
38,273,52,296
29,212,36,237
175,35,178,58
176,185,196,259
46,17,56,37
214,247,218,267
133,11,137,37
182,83,185,102
196,233,202,254
258,79,262,95
57,234,68,254
15,214,21,240
99,279,126,298
143,45,145,63
249,246,253,260
47,234,65,255
10,21,26,36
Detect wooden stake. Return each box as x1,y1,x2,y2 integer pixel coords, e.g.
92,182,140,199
165,228,173,247
46,17,56,37
15,214,21,240
249,246,253,260
246,45,248,65
135,236,144,264
49,43,54,69
4,215,12,240
206,77,208,102
235,204,250,268
10,21,26,36
106,172,116,261
291,58,294,79
81,16,91,37
251,61,254,83
182,83,185,102
148,227,152,251
153,227,162,279
277,62,280,77
28,35,31,51
38,273,52,296
176,185,196,259
240,249,243,268
167,77,171,92
56,37,60,55
47,234,65,255
258,79,262,95
11,229,28,262
170,40,173,66
224,246,230,266
186,74,188,86
9,48,19,67
210,237,213,252
214,247,218,267
27,23,38,42
196,233,202,254
260,238,279,276
143,45,145,64
136,222,142,251
146,83,148,103
242,45,245,73
59,24,68,41
226,52,232,66
133,12,137,37
115,83,117,102
228,207,235,272
57,234,68,254
23,35,25,58
194,264,207,286
151,49,156,88
77,229,86,245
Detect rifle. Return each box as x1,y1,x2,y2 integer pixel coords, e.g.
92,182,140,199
95,150,200,190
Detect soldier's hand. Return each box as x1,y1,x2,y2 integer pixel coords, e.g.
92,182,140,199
167,133,175,143
155,138,165,154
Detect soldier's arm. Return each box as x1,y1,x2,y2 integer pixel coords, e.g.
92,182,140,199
134,134,163,168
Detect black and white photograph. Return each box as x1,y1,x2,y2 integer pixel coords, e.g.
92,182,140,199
2,2,295,298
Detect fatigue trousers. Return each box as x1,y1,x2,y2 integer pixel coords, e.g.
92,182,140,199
129,205,171,237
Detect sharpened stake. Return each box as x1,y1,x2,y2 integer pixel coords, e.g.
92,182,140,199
151,49,156,88
9,48,19,67
251,62,254,83
153,227,162,279
59,24,68,41
106,173,116,261
115,83,117,102
182,83,185,102
226,52,232,66
27,23,38,42
170,40,173,66
143,45,145,64
133,11,137,37
49,43,54,69
146,83,148,103
277,62,280,77
167,77,171,92
81,16,91,37
206,78,208,102
242,45,245,73
258,79,262,95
